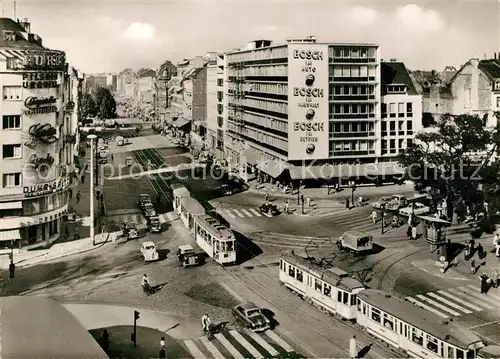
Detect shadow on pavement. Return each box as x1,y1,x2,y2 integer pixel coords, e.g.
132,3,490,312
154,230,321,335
233,231,263,265
90,325,192,359
261,308,279,329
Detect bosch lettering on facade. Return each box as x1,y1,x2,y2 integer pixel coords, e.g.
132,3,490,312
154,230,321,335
293,50,324,61
294,122,325,132
293,88,324,97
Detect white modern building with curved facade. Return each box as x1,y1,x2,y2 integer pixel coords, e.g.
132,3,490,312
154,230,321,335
0,18,81,253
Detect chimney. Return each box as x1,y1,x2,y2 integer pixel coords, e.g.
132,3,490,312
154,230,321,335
19,18,30,33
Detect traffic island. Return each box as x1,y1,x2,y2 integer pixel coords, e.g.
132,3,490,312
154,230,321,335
90,325,192,359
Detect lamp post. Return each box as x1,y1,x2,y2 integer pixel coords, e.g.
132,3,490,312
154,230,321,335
88,134,97,246
297,180,302,205
381,204,385,234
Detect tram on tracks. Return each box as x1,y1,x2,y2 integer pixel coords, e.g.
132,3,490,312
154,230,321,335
194,214,236,266
279,253,487,358
279,252,365,320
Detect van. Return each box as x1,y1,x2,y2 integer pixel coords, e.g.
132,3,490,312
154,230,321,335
116,136,124,146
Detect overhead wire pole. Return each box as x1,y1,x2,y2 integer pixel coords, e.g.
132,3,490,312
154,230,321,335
88,134,97,246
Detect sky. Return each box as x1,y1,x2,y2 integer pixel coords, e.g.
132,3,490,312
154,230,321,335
7,0,500,73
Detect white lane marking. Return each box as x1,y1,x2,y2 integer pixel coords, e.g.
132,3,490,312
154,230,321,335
245,329,279,356
241,209,254,217
214,333,244,359
448,288,493,308
200,336,225,359
224,210,236,218
139,215,147,225
262,211,273,218
264,330,294,352
461,286,500,306
427,292,472,314
233,209,245,218
415,294,461,316
437,290,483,311
249,208,262,217
405,297,449,319
229,330,263,359
158,214,166,223
183,339,207,359
468,285,500,303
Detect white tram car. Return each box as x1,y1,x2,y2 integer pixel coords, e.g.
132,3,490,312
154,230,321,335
193,214,236,266
279,252,365,320
357,289,484,359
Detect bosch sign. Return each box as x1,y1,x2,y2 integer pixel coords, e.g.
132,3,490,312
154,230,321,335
293,50,324,61
293,88,324,97
293,122,324,131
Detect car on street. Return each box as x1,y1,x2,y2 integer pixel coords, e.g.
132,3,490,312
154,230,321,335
399,202,430,216
259,203,279,216
140,241,159,262
147,216,161,232
123,222,139,239
221,184,233,195
232,302,271,332
372,196,392,209
143,203,156,218
138,194,152,209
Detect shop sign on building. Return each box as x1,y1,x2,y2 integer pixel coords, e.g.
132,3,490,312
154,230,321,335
23,177,70,198
287,44,329,160
21,50,66,71
23,72,58,88
24,96,57,115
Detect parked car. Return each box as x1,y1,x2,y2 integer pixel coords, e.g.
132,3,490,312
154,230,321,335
232,302,271,332
147,216,161,232
399,202,430,216
123,222,139,239
143,203,156,218
221,184,233,196
138,194,152,209
372,196,392,209
259,203,279,216
140,241,159,262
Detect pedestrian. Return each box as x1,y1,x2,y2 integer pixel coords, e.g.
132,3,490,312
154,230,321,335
493,269,500,288
111,232,117,247
300,194,304,205
407,225,412,238
480,273,489,294
9,260,15,279
111,154,114,161
357,196,363,207
470,258,476,274
411,226,418,240
477,244,485,260
81,175,85,184
76,191,81,203
494,233,500,258
265,192,269,202
284,200,289,214
335,182,340,192
159,336,166,358
306,197,311,207
371,210,377,224
102,329,109,352
349,335,357,359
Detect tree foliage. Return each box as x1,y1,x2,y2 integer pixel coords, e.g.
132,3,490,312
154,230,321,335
398,113,500,217
93,87,117,119
79,93,97,121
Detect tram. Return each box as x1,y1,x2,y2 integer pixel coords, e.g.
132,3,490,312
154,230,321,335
193,214,236,265
172,186,190,215
357,289,483,359
279,252,364,320
178,197,205,231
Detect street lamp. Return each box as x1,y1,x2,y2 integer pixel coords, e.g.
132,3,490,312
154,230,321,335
88,134,97,246
381,204,385,234
297,180,302,205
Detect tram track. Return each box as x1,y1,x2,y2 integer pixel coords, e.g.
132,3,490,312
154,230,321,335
132,150,173,204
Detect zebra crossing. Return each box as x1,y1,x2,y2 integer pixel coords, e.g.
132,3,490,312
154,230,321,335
183,329,296,359
405,285,500,319
108,211,178,226
218,208,273,219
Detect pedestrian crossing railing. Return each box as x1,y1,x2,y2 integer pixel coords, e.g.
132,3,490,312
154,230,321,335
405,284,500,319
183,329,295,359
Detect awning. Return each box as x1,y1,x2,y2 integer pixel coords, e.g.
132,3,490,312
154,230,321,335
180,197,205,216
0,229,21,242
172,117,191,128
289,162,406,180
0,201,22,210
241,147,261,166
257,160,288,178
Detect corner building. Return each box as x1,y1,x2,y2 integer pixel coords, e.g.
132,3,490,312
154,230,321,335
224,37,412,182
0,18,77,252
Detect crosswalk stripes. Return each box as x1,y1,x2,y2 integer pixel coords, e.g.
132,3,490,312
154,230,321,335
112,211,178,226
405,285,500,319
218,208,271,219
182,329,295,359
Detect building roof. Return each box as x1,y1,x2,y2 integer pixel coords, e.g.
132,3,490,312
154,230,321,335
0,296,109,358
185,67,204,79
478,59,500,81
0,18,44,49
381,61,419,95
137,68,156,78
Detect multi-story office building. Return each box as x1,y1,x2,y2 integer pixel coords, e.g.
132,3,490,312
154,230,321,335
205,53,226,160
84,74,107,94
224,37,416,181
117,68,136,98
156,60,177,117
0,18,80,252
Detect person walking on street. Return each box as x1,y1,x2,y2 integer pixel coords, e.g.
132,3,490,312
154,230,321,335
284,200,289,214
306,197,311,207
76,191,81,203
371,210,378,224
411,226,418,240
201,314,211,334
480,273,489,294
494,233,500,258
9,260,15,279
159,336,166,358
470,258,476,274
349,335,357,359
493,269,500,288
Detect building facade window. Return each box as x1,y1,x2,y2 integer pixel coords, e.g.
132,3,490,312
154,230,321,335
398,103,405,117
2,115,21,129
407,102,413,117
2,173,21,187
389,103,396,117
381,103,387,118
3,86,21,100
3,144,22,158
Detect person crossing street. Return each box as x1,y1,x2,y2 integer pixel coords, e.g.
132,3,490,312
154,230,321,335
201,313,211,334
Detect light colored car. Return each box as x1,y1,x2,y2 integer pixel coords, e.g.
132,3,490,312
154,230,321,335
399,202,430,216
232,302,271,332
140,241,159,262
372,196,392,209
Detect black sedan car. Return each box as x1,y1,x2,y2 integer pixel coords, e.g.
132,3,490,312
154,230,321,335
138,194,152,210
259,203,279,216
232,302,271,332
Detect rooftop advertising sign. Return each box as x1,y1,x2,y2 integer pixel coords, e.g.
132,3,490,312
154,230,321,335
287,44,329,161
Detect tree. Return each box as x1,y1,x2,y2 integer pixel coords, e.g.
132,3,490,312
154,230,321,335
93,87,117,119
398,113,500,220
79,93,97,121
